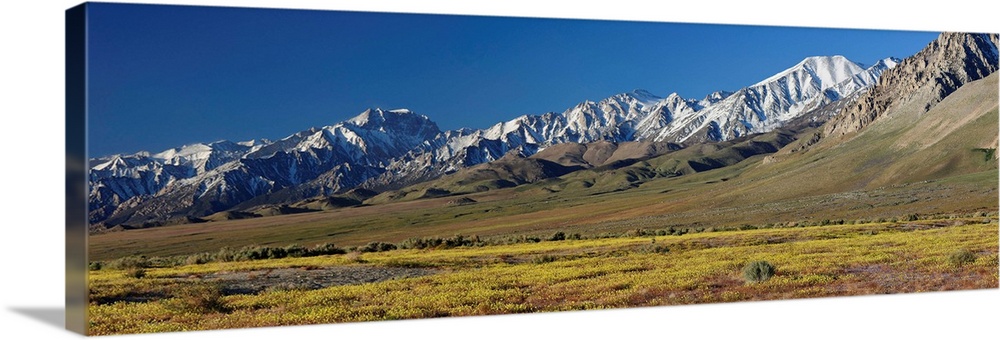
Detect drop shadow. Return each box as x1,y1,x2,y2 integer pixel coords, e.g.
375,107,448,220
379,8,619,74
9,307,65,330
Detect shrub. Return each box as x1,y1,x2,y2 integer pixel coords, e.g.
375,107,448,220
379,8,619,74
445,235,478,248
531,255,557,264
307,243,346,256
399,235,483,249
284,244,308,258
88,262,102,271
948,249,977,267
107,256,150,270
149,256,186,267
169,283,228,313
549,231,566,241
234,246,260,261
123,267,146,279
399,237,439,249
215,247,239,262
742,260,776,283
359,242,397,253
632,228,660,237
259,247,286,259
185,253,215,265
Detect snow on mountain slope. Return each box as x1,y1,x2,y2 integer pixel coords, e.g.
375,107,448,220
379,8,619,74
376,56,895,186
655,56,897,142
88,140,263,223
439,55,894,149
90,55,897,226
90,108,442,225
152,140,264,173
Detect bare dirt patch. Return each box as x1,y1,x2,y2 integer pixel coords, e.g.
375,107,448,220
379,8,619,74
201,265,438,295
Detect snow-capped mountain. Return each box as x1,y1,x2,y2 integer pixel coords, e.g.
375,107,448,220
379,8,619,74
90,54,898,226
88,140,265,223
651,56,901,142
91,108,441,225
359,55,899,190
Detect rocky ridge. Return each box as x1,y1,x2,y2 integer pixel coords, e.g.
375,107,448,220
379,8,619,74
825,33,999,137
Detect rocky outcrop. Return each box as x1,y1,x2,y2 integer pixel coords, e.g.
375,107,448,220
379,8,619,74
824,33,999,138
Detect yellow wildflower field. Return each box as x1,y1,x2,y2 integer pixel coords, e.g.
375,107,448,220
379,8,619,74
87,219,998,335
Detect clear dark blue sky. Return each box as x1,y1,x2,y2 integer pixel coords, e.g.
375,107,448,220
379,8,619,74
86,3,939,157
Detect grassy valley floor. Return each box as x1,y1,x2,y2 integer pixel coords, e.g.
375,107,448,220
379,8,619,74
87,217,998,335
86,167,998,262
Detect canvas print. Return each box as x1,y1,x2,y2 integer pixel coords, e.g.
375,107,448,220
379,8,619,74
68,2,999,336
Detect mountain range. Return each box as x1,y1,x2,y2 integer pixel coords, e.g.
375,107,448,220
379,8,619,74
88,32,998,229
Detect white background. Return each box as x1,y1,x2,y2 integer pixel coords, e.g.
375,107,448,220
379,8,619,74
1,1,997,339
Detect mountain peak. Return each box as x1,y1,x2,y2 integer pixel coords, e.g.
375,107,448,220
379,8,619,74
756,55,865,89
627,89,661,102
873,57,902,69
345,108,442,141
777,55,854,70
702,90,733,103
800,55,849,64
348,107,422,125
349,107,385,124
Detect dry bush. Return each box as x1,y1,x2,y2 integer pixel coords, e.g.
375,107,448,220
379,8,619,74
948,249,977,267
743,260,775,283
168,282,229,313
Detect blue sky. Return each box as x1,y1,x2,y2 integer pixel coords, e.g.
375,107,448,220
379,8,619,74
86,3,939,157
